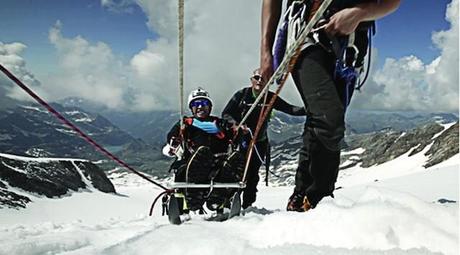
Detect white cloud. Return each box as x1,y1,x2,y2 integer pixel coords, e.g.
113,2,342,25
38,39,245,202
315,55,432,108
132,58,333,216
101,0,136,13
138,0,304,112
5,0,456,113
43,21,128,109
0,0,316,112
31,0,292,112
131,0,458,113
0,42,41,102
352,0,459,112
426,0,459,111
130,0,280,113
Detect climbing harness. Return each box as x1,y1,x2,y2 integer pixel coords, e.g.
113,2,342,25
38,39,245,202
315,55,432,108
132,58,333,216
239,0,376,185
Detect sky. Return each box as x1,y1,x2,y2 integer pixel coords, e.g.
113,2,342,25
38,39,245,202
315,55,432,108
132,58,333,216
0,0,458,113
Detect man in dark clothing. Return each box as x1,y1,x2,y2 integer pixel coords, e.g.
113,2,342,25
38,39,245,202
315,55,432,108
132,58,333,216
259,0,400,211
164,87,244,213
222,68,306,209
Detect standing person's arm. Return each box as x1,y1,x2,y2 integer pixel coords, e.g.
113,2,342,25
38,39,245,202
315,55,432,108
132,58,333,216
260,0,282,85
273,95,307,116
323,0,400,35
222,90,244,126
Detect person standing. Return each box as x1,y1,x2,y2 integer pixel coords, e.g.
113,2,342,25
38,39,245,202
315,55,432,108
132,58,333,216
222,68,306,209
259,0,400,211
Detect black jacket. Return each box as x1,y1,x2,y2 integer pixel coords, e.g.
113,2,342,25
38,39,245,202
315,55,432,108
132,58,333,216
222,87,306,142
166,116,234,160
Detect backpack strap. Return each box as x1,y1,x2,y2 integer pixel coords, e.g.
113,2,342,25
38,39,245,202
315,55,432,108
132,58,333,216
210,116,227,140
238,88,251,121
180,117,194,154
183,117,193,126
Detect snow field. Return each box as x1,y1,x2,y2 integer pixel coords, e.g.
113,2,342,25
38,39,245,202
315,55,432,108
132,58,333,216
0,154,458,254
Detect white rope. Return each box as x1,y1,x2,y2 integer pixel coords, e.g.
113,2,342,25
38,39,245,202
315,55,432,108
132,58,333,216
247,129,265,165
177,0,187,179
178,0,185,118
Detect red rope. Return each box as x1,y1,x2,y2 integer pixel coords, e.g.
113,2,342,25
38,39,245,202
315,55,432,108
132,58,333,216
0,63,168,191
242,50,301,183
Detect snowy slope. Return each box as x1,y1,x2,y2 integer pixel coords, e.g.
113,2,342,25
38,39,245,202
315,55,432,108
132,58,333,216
0,155,458,255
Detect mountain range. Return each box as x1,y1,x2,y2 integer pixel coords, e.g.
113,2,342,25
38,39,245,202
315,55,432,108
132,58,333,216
268,121,459,186
0,98,458,211
58,96,459,144
0,98,458,180
0,103,169,175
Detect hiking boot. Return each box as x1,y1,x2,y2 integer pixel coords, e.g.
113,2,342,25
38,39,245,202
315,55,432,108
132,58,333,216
286,191,311,212
242,201,253,210
242,189,257,210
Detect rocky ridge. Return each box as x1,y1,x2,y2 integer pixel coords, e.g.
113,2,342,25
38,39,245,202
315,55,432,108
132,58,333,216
267,121,459,186
0,153,115,209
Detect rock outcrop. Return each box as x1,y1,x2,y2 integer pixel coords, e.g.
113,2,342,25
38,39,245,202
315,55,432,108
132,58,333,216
0,153,115,209
268,121,459,186
424,122,459,167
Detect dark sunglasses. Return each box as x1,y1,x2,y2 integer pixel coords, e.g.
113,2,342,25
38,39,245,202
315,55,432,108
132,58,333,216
190,99,211,108
251,74,263,82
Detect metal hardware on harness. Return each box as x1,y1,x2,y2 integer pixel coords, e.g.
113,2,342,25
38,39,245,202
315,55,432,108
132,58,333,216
344,44,359,67
343,32,359,67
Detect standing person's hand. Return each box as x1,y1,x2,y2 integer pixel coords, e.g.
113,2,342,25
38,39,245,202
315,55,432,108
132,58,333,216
322,7,365,36
259,53,274,87
321,0,400,36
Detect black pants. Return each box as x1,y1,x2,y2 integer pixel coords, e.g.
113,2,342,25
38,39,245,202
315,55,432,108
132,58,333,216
291,46,344,207
242,139,268,208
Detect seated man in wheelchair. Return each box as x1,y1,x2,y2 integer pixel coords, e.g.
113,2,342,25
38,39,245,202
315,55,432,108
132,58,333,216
163,87,245,214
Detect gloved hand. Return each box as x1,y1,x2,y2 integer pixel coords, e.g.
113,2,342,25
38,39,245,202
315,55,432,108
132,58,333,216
191,118,220,134
162,144,175,157
162,137,184,158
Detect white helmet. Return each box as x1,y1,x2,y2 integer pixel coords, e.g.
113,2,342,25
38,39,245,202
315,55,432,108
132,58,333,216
187,87,213,109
